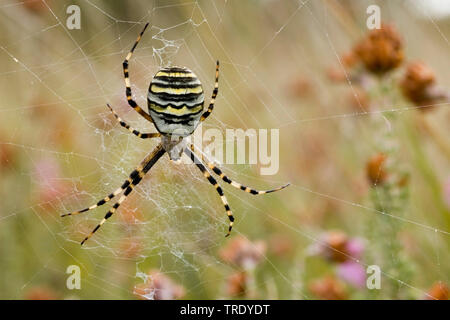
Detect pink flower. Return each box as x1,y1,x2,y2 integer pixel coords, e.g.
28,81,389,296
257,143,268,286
33,158,69,207
337,261,366,288
345,238,365,259
133,270,185,300
219,236,267,270
311,231,365,263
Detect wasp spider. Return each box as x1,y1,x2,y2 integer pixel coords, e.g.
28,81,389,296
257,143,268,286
62,23,290,245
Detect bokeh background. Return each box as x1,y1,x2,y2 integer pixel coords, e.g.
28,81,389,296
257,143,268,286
0,0,449,300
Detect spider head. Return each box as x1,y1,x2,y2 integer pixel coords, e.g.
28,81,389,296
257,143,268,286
147,66,204,136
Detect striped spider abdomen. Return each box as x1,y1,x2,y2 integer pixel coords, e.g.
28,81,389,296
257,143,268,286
147,67,205,137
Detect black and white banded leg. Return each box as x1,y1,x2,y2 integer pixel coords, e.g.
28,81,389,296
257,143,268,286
184,146,234,237
63,144,166,245
106,104,160,139
189,144,290,194
200,60,219,122
61,180,130,217
123,23,154,123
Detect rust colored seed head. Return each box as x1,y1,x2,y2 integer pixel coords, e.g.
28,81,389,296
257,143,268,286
425,281,449,300
219,236,266,270
289,77,314,98
366,153,388,186
341,51,359,69
0,142,16,169
354,24,404,75
226,271,248,297
23,0,48,13
309,276,348,300
25,287,59,300
324,231,349,263
400,61,443,108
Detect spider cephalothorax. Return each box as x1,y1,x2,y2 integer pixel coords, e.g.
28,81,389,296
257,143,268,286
62,23,289,245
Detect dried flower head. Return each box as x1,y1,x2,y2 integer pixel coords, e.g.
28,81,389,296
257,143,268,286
226,271,247,297
0,141,17,170
400,61,448,109
366,153,388,186
323,231,364,263
341,51,359,69
425,281,449,300
219,236,266,270
268,234,294,258
309,276,348,300
22,0,48,13
25,286,59,300
354,24,404,75
288,77,314,98
133,270,185,300
323,231,349,263
310,231,365,263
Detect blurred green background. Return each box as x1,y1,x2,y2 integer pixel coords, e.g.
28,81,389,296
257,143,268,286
0,0,449,299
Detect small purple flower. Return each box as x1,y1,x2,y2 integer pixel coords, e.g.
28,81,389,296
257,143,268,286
310,231,366,263
337,261,366,288
345,238,365,260
33,157,69,206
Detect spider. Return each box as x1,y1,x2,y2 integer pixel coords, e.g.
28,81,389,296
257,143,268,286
62,23,290,245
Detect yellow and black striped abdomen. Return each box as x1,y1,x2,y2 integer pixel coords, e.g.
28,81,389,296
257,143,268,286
147,67,204,136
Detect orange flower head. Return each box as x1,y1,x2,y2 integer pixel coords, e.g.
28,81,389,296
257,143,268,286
426,281,449,300
25,287,59,300
366,153,388,186
324,231,349,263
354,24,404,75
226,271,247,297
309,276,348,300
400,61,447,109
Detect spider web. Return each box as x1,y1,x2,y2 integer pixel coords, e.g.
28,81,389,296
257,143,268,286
0,0,449,299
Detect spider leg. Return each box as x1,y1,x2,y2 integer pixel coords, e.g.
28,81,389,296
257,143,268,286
189,144,290,194
80,186,133,245
79,143,165,245
61,180,129,217
63,143,165,218
184,146,234,237
123,23,154,123
63,144,165,245
200,60,219,122
106,104,160,139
